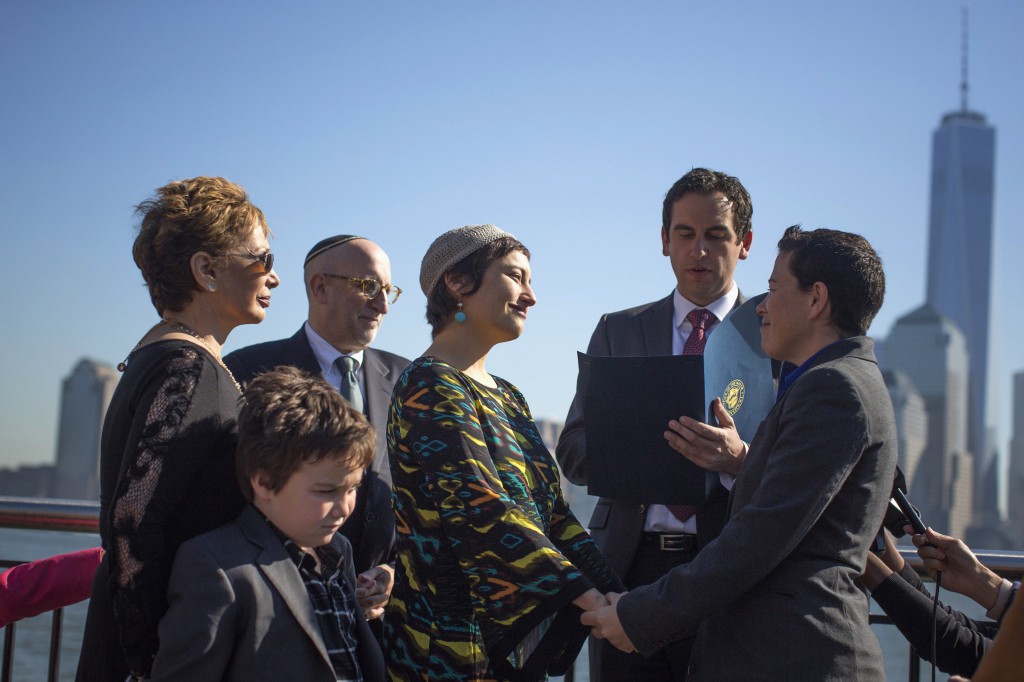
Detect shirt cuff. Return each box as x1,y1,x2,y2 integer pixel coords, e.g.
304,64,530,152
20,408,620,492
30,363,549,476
986,578,1015,621
717,441,748,490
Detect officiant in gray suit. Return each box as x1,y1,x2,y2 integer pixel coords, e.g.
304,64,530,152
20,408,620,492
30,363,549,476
225,235,410,629
582,226,897,681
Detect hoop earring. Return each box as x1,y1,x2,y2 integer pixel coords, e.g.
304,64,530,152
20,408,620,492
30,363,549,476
454,301,467,323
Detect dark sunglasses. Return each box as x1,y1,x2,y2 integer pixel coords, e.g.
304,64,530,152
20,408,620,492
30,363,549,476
228,251,275,273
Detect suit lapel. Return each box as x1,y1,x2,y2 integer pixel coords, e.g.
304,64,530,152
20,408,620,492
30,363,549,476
640,294,675,356
286,326,328,379
362,349,394,476
238,506,334,670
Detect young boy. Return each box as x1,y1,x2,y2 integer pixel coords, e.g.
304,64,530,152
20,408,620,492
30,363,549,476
149,366,385,681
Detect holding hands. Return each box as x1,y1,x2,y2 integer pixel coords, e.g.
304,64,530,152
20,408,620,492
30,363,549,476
580,591,636,653
664,397,747,476
355,564,395,620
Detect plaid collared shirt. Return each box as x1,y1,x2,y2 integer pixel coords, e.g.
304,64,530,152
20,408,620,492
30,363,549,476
272,524,363,682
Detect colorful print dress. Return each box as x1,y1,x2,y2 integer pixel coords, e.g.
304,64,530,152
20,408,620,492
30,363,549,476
384,357,622,682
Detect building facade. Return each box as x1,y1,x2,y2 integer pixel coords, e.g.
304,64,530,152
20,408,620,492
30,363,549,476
51,358,120,500
881,305,973,539
925,108,997,520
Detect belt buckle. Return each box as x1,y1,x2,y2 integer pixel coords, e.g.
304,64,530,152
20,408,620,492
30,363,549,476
660,533,689,551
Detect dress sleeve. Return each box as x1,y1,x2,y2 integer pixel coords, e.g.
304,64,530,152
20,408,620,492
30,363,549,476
390,362,594,655
106,347,218,673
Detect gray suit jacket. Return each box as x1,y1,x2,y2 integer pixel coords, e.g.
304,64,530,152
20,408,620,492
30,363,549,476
150,505,385,682
225,327,410,575
555,293,738,578
617,337,897,681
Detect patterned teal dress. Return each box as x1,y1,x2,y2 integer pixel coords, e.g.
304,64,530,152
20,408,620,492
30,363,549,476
384,357,621,682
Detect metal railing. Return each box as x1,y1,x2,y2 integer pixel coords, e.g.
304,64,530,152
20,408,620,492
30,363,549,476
2,496,1023,681
1,497,99,682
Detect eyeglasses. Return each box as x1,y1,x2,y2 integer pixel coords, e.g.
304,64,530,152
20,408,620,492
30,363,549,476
322,273,402,304
227,251,275,273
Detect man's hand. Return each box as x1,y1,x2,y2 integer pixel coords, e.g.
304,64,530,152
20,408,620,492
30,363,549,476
355,564,395,620
664,398,746,476
580,592,636,653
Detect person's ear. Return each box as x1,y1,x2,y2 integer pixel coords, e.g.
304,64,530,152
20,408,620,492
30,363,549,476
737,230,753,261
809,281,831,320
309,272,330,304
444,271,469,298
250,470,275,501
191,251,218,293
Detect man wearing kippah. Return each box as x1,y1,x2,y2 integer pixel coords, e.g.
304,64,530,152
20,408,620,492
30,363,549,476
556,168,754,681
225,236,410,639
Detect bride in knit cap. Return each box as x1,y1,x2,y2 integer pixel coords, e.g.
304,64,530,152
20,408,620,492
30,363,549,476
383,224,622,681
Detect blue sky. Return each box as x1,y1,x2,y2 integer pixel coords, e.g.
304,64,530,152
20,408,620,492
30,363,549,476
2,1,1022,481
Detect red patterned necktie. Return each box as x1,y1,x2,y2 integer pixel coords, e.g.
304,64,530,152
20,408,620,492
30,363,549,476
667,308,715,522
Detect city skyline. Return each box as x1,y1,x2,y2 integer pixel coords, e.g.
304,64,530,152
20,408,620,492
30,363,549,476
3,2,1023,493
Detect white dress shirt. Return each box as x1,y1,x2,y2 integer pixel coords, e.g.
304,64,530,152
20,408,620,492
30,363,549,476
304,322,367,399
645,285,738,534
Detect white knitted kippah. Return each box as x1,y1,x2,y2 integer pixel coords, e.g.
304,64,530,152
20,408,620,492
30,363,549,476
419,224,514,296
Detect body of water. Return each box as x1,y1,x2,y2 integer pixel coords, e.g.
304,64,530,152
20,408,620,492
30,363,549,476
1,519,988,682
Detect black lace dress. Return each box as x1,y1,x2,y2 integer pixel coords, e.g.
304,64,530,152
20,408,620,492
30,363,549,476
76,340,245,681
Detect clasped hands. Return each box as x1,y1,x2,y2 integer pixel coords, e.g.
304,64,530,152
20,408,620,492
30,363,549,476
664,397,746,476
576,589,636,653
356,564,395,620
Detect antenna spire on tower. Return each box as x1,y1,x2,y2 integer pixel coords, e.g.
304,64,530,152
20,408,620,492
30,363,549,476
961,1,969,112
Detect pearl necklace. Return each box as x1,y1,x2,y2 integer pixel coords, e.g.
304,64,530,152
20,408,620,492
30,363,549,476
118,319,242,393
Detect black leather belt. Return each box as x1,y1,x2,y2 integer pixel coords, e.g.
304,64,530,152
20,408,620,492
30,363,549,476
642,532,698,552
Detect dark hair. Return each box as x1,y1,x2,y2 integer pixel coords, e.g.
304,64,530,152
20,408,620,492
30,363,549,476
236,366,375,501
424,236,530,337
777,225,885,336
662,168,753,243
132,176,268,315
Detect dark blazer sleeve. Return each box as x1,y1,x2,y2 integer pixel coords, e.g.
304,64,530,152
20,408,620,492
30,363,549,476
872,564,995,676
150,539,240,680
617,363,888,654
555,314,611,485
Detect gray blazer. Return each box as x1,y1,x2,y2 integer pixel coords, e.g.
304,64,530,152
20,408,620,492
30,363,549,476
150,505,386,682
555,293,739,574
617,337,897,681
225,327,410,575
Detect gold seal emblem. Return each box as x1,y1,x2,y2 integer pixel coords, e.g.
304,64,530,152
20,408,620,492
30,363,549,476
721,379,745,416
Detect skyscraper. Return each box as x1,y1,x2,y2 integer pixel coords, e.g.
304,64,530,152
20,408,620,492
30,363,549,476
1009,372,1024,547
881,305,973,538
924,15,997,520
52,358,120,500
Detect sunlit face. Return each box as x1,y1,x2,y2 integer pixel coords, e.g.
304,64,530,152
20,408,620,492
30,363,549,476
662,191,752,307
459,250,536,344
214,223,280,329
309,240,394,354
252,456,363,553
756,251,817,365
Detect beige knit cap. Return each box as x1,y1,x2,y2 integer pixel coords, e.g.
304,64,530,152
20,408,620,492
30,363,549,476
419,224,515,296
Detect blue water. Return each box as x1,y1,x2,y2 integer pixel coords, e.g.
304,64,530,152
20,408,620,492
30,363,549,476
0,522,985,681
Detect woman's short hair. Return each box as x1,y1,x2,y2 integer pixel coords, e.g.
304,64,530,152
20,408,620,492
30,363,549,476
131,176,268,315
424,235,529,337
235,366,376,502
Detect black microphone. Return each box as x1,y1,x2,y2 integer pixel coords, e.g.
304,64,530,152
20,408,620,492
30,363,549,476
892,488,928,537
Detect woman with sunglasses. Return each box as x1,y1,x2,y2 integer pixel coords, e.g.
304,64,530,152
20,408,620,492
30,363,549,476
77,176,279,682
384,225,622,681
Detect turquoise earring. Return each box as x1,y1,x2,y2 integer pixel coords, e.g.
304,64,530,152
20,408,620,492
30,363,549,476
455,301,467,323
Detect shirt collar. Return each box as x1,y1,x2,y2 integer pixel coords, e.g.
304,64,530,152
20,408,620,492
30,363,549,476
776,339,844,401
304,321,365,376
671,284,738,330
